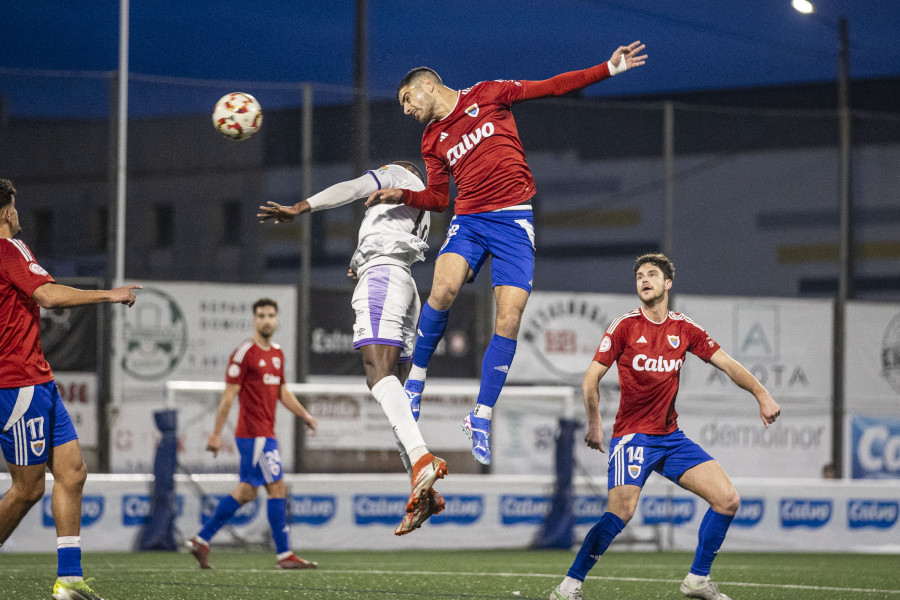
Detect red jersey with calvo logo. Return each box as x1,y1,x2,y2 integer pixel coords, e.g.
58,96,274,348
225,339,284,438
594,307,720,437
420,79,535,214
0,238,55,387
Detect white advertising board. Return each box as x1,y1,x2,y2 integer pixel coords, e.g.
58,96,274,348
2,474,896,554
110,282,296,472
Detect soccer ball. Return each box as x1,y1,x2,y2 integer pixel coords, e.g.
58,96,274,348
212,92,263,141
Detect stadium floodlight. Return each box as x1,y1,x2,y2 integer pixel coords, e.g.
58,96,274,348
791,0,815,14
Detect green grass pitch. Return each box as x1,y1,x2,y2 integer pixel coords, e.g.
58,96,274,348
3,549,898,599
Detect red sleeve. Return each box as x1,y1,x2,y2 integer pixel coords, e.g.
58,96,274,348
593,319,627,367
401,182,450,212
225,346,246,385
1,241,54,296
686,321,720,362
518,63,611,101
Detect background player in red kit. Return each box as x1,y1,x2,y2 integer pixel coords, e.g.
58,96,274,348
551,253,781,600
366,42,647,465
186,298,318,570
0,178,140,600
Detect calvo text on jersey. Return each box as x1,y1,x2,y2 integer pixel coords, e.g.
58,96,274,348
446,122,495,166
632,354,685,373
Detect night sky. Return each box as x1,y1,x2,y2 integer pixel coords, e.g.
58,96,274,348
4,0,900,116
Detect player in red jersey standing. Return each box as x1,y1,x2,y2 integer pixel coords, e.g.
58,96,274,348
0,178,140,600
186,298,319,570
367,42,648,465
550,253,781,600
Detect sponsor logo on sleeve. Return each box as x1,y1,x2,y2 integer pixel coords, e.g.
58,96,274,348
732,498,764,527
288,495,337,526
500,495,551,525
779,499,832,528
44,495,105,528
847,499,899,529
200,495,260,526
640,496,695,526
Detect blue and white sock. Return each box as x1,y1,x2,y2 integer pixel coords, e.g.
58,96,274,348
198,494,242,542
475,334,517,413
410,303,449,373
267,497,290,555
567,512,625,581
57,536,83,579
690,508,734,576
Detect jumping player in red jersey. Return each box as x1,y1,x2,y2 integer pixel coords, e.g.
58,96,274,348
550,253,781,600
185,298,319,571
366,42,648,465
0,178,140,600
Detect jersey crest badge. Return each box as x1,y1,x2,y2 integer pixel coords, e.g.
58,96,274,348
273,357,281,369
465,103,479,118
668,335,680,349
31,439,46,456
599,336,612,353
628,464,641,479
439,132,449,142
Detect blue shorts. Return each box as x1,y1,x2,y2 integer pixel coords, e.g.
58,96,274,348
607,429,713,489
0,381,78,466
439,210,535,293
235,436,284,487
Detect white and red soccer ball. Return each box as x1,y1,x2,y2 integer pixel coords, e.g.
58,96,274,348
212,92,263,141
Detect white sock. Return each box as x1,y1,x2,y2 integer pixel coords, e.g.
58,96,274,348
473,404,493,420
59,576,83,583
57,536,81,549
686,573,709,585
560,576,582,593
372,376,426,453
408,365,427,382
395,440,413,478
407,445,428,465
277,551,293,560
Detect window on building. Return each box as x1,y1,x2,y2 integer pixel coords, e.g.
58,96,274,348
222,200,241,246
154,203,174,248
31,209,55,256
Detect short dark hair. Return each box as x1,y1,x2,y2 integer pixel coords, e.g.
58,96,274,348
634,252,675,280
0,179,16,210
397,67,442,98
391,160,424,184
253,298,278,314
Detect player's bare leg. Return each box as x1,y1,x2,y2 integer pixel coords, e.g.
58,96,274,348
0,462,45,543
464,284,529,464
404,253,472,419
678,461,739,600
48,440,88,538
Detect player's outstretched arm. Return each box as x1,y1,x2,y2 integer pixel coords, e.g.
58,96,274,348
365,188,404,207
207,383,240,456
709,349,781,427
280,385,318,436
607,41,647,76
258,200,311,224
32,282,141,308
582,361,611,452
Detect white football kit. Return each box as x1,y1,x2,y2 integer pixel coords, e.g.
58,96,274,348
306,164,429,358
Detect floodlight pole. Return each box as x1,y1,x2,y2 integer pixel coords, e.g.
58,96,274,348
832,15,852,477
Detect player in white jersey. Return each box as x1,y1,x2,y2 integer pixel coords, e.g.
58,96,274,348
259,161,447,534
